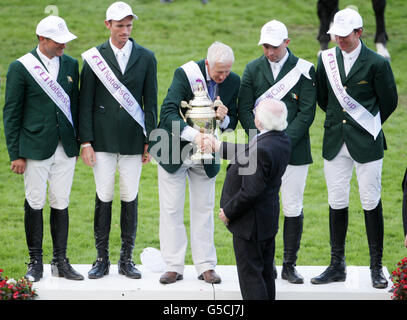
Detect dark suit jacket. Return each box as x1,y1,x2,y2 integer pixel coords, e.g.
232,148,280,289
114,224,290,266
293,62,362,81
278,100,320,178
150,59,240,178
316,41,398,163
238,49,316,166
79,38,157,154
220,130,291,241
3,48,79,161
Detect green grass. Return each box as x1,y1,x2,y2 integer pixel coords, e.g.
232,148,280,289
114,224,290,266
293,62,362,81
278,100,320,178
0,0,406,281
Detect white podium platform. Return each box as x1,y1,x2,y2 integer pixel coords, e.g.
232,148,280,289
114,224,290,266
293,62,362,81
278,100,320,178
33,265,392,300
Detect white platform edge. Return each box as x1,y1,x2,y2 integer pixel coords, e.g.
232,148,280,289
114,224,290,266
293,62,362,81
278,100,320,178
32,265,392,300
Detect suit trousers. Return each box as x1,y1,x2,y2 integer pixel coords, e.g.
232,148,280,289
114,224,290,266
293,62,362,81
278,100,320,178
280,164,309,217
324,143,382,210
92,152,142,202
158,160,217,275
24,142,76,210
233,234,276,300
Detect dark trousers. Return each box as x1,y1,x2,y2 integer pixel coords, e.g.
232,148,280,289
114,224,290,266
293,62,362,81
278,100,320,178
233,235,276,300
317,0,388,45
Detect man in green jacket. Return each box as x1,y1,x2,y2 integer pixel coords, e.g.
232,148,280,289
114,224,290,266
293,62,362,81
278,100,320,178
238,20,316,284
149,41,240,285
3,15,83,282
79,1,157,279
310,8,398,289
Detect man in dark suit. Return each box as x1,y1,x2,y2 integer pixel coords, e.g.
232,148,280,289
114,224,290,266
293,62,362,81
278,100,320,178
311,8,397,289
3,15,83,282
79,1,157,279
238,20,316,284
149,41,240,285
216,98,291,300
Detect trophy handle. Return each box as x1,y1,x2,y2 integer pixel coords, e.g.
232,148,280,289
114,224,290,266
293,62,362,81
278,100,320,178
179,101,190,122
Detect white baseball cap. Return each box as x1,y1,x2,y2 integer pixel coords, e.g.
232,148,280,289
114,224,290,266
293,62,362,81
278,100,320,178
327,8,363,37
36,15,77,44
106,1,138,21
258,20,288,47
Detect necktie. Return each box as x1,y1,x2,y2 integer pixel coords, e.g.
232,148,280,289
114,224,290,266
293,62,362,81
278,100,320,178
207,80,217,100
117,51,126,74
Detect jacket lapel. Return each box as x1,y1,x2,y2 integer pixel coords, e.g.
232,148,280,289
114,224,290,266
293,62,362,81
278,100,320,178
344,41,368,83
260,55,274,85
57,55,67,84
99,40,122,75
275,49,297,82
335,47,347,84
124,38,141,73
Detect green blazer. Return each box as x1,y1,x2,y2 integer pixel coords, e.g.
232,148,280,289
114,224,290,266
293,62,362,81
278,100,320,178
150,59,240,178
238,49,316,165
316,42,398,163
3,48,79,161
79,39,157,154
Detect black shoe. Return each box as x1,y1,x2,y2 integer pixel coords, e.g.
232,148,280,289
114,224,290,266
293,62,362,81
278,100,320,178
25,259,43,282
282,263,304,284
371,268,388,289
88,257,110,279
51,257,84,280
311,263,346,284
118,259,141,279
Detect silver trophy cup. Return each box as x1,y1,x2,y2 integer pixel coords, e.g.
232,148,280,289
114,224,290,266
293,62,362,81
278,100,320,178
179,83,221,161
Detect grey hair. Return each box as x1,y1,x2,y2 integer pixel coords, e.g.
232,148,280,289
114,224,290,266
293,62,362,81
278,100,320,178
255,99,288,131
207,41,235,67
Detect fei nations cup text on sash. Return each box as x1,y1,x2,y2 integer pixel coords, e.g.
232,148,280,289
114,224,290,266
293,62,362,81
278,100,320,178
17,53,75,130
81,47,146,137
321,47,381,140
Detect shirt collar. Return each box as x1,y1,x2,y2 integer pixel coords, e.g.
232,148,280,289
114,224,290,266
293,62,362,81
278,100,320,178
109,38,132,56
341,40,362,61
36,46,59,65
268,50,289,68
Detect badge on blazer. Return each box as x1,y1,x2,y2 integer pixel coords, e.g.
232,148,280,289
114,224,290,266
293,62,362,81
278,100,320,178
357,80,368,85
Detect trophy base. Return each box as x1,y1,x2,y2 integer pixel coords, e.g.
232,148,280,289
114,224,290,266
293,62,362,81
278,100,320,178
190,152,214,162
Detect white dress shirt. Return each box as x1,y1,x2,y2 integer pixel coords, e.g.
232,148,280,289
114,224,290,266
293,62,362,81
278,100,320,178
36,47,59,79
268,50,289,80
109,38,132,74
341,40,362,76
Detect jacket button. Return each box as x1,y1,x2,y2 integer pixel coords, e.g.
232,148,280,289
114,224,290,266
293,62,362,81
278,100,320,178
344,85,347,90
343,109,346,112
342,120,346,124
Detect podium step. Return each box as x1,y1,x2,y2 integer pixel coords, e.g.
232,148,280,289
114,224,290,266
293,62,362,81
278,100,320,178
32,265,392,300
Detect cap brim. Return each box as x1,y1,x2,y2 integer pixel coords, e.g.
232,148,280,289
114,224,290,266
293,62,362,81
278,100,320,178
52,32,77,44
106,14,139,21
327,25,353,37
258,38,283,47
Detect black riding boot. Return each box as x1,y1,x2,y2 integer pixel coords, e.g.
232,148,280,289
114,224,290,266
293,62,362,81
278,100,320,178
118,197,141,279
281,212,304,284
50,207,84,280
88,195,112,279
311,207,348,284
24,200,43,282
364,200,388,289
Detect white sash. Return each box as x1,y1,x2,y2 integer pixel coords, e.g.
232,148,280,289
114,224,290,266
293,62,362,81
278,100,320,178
321,48,381,140
81,47,146,136
181,61,208,94
255,58,313,107
18,53,74,129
